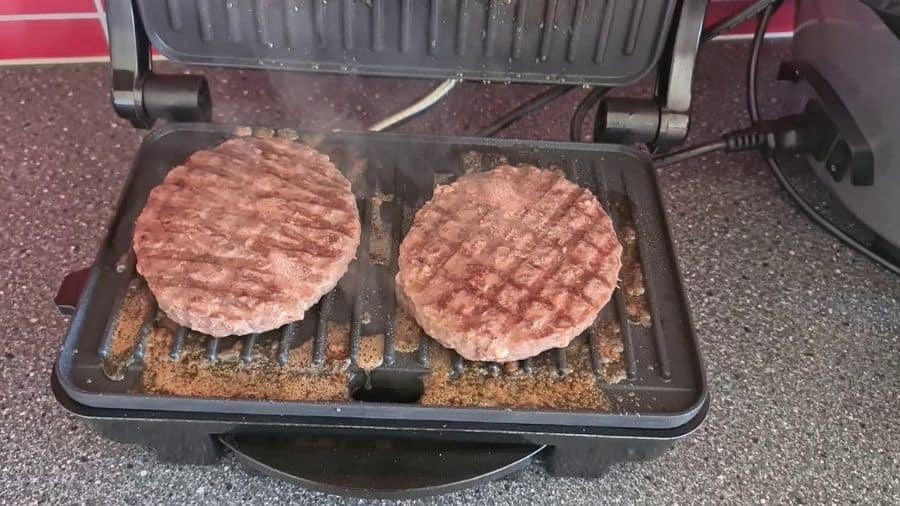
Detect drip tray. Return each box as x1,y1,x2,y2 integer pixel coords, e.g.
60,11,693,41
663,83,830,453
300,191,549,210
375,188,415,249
220,434,544,499
55,123,705,431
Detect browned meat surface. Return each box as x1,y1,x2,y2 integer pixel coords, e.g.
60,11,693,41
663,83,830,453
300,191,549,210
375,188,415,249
133,137,360,337
397,165,622,362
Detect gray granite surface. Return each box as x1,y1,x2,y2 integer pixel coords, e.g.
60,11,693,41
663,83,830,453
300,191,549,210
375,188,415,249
0,41,898,505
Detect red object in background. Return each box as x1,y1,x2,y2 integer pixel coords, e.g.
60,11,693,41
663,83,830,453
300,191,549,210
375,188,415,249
0,19,108,60
707,0,796,37
0,0,96,15
0,0,107,62
0,0,794,63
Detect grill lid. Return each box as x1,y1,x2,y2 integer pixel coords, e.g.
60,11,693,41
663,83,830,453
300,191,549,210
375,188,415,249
135,0,676,86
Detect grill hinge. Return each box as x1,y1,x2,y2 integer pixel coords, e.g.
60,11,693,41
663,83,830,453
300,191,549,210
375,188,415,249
594,0,707,152
107,0,212,128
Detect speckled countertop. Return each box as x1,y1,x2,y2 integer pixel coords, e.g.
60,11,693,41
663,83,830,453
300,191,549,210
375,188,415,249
1,41,898,505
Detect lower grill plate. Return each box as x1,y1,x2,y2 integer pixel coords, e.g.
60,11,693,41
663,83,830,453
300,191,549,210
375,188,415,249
55,123,705,431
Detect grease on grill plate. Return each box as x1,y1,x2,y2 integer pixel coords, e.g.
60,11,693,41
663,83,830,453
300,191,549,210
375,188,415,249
143,337,350,402
421,342,611,411
101,279,154,381
368,190,394,266
595,321,626,384
140,305,352,402
357,334,385,370
616,206,652,327
106,280,151,361
393,307,421,353
115,251,639,410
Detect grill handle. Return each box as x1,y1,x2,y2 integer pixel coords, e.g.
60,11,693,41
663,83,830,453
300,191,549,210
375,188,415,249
55,268,90,316
220,434,544,500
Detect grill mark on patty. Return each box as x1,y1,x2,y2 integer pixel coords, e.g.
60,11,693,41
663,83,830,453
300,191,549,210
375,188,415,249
217,140,348,190
197,157,346,210
194,148,351,200
133,137,361,337
137,251,269,273
478,184,589,289
143,221,345,270
138,250,328,286
160,170,354,226
149,210,346,260
158,180,351,223
151,192,358,239
252,137,342,178
257,154,348,191
181,159,353,213
432,187,601,333
160,209,343,257
397,165,622,362
508,226,606,322
148,273,293,307
408,171,564,290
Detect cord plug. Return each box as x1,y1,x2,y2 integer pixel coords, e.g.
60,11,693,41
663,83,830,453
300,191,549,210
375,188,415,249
722,110,830,157
654,101,847,171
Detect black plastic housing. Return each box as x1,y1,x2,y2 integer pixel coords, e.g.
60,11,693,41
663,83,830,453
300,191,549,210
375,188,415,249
53,124,708,496
52,370,709,498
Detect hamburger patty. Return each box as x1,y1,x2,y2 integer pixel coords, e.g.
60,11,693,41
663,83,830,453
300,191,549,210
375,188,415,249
397,165,622,362
133,137,360,337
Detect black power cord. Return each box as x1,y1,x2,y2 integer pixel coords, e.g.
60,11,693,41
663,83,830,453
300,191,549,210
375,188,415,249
654,141,728,167
746,3,773,125
570,88,608,142
657,2,900,275
655,110,825,167
746,4,900,275
478,86,576,137
472,1,899,274
702,0,779,42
